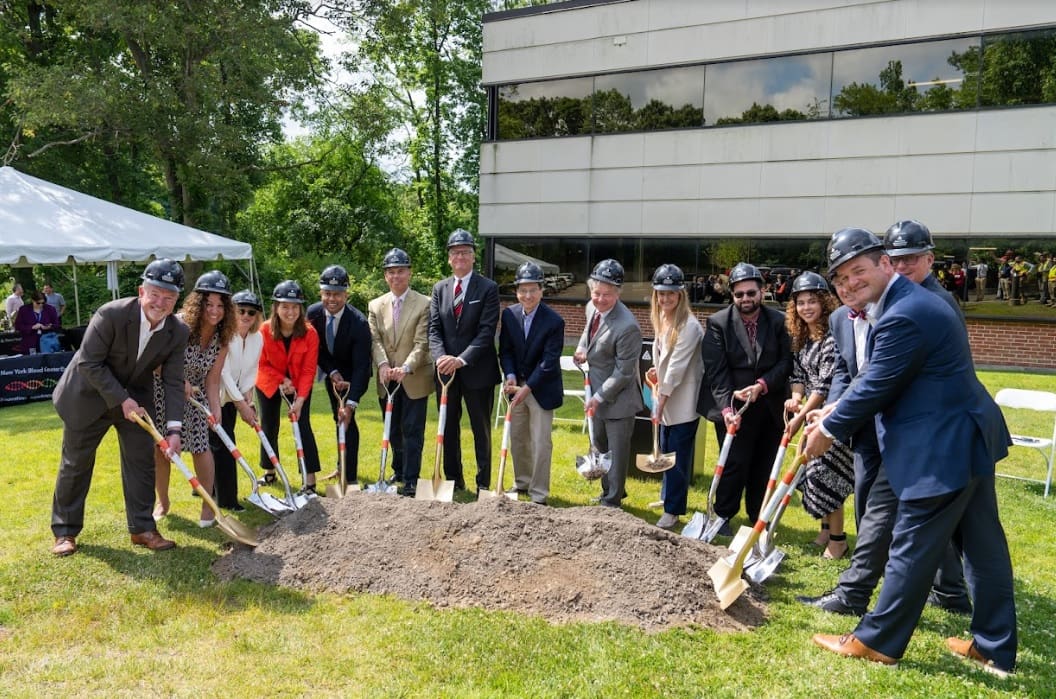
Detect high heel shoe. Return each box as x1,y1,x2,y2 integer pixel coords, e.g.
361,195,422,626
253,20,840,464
257,470,277,486
823,533,848,559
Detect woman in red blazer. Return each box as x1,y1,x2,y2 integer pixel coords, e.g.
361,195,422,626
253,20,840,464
256,280,321,493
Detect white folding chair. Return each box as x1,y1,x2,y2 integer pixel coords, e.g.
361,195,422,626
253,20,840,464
556,355,587,433
994,388,1056,497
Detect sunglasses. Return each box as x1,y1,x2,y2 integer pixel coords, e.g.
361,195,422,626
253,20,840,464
733,290,758,299
238,308,258,317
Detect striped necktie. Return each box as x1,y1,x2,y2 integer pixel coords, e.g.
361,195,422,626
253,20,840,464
453,279,464,319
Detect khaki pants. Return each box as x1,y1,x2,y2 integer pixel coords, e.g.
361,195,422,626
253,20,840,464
509,391,554,503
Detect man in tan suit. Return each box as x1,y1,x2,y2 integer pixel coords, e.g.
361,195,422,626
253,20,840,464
368,248,434,496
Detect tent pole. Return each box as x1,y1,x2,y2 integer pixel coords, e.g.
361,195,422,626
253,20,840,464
72,262,81,326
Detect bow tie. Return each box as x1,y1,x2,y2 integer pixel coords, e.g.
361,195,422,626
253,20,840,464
848,308,869,320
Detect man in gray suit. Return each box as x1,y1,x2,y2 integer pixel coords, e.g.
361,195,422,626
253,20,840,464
50,259,190,556
573,259,644,508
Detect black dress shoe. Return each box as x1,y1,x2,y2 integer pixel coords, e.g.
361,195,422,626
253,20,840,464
716,520,733,537
398,485,416,498
796,591,866,616
928,592,973,615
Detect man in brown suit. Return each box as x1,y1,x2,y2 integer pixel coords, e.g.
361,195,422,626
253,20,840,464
50,259,190,556
368,248,434,497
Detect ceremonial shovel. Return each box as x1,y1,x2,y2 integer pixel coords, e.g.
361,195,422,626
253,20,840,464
416,370,456,502
479,389,519,500
326,383,361,498
575,363,613,479
366,382,400,495
682,399,750,542
635,374,676,474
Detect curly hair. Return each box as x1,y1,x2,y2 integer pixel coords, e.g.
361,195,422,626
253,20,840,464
785,289,839,352
179,290,236,347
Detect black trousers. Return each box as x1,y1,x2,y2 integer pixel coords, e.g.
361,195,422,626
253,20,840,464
257,387,321,478
323,376,358,481
378,390,428,483
711,402,782,523
437,378,494,491
211,402,241,508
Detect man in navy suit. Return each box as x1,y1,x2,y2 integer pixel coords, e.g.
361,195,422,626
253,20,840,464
429,229,501,493
806,233,1016,678
499,262,565,504
798,225,971,616
307,265,372,483
50,259,189,556
697,262,792,530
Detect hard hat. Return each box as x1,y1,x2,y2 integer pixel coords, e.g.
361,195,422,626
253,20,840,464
382,248,411,268
272,280,306,304
231,289,263,310
589,259,624,287
728,262,764,286
446,228,475,248
884,220,934,257
193,270,232,295
142,259,185,293
827,227,884,275
514,261,545,286
318,265,350,291
651,264,685,291
790,271,829,297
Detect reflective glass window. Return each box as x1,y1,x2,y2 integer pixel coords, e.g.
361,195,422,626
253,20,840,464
497,77,594,139
703,53,832,126
979,28,1056,106
594,66,705,134
831,37,979,117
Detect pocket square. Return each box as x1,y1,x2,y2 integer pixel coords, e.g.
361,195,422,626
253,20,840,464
468,299,481,304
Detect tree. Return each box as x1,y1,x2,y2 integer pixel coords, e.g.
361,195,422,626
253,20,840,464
3,1,323,232
833,60,919,116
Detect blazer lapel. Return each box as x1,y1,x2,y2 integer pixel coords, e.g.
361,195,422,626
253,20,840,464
732,313,755,361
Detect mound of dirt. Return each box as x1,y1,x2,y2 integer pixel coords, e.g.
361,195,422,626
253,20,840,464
213,494,767,631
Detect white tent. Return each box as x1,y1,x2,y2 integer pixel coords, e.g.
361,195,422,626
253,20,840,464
493,243,559,273
0,166,254,323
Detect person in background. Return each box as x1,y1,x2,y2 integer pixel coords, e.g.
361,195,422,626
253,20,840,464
5,282,23,324
783,272,854,559
646,264,703,530
1048,258,1056,307
1037,253,1052,305
697,262,792,533
973,258,989,302
307,265,372,486
152,271,234,527
368,248,434,497
573,259,644,509
212,290,264,510
949,263,966,306
43,282,66,322
14,290,59,353
256,280,321,494
498,261,565,505
428,229,501,495
50,259,188,556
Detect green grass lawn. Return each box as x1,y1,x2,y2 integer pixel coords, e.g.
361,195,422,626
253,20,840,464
1,370,1055,697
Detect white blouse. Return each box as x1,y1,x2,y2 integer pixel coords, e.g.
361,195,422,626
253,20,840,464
220,331,263,405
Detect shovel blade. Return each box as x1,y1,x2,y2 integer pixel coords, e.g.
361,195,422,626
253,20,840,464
702,515,729,543
478,488,519,502
325,483,345,499
248,492,294,517
728,525,754,554
707,556,749,611
681,512,705,539
415,477,454,503
365,481,398,495
216,515,259,548
745,548,786,584
635,452,677,474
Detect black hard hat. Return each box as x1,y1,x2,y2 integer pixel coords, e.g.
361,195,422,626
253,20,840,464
514,261,545,285
382,248,411,268
884,220,934,257
318,265,349,291
791,271,829,297
193,270,232,296
142,258,185,293
272,280,306,304
827,227,884,275
589,259,624,287
446,228,475,248
728,262,763,286
231,289,263,311
652,264,685,291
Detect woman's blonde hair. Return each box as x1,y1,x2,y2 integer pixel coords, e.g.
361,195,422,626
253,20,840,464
650,287,691,349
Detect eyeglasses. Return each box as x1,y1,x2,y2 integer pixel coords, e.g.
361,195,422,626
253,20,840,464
733,290,759,299
449,250,474,258
238,308,258,317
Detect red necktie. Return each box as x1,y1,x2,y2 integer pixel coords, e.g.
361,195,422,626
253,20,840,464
588,312,601,342
453,279,464,319
744,319,757,349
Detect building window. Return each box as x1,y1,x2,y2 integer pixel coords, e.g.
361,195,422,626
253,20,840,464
978,28,1056,107
497,77,594,140
831,37,980,117
593,66,705,133
705,53,832,125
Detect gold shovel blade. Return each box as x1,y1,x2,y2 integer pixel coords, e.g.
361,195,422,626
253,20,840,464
635,452,677,474
415,477,454,503
707,556,749,611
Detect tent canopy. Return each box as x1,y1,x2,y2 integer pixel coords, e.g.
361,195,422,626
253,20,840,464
493,243,559,274
0,166,252,265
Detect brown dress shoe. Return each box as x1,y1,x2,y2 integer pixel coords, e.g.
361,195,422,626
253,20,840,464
812,633,898,666
130,530,176,551
946,637,1012,679
52,536,77,557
